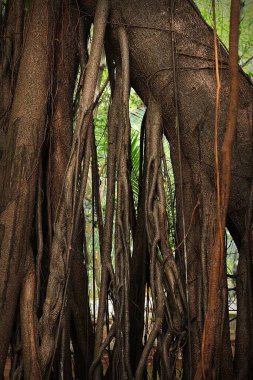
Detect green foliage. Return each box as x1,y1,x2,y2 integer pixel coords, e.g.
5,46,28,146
129,108,144,205
239,1,253,75
88,71,145,296
94,69,144,203
129,88,143,109
194,0,253,77
89,1,252,296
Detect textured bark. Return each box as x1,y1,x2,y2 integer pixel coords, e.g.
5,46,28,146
33,0,94,376
0,0,252,378
47,1,79,377
39,0,108,374
91,60,121,380
70,240,94,379
108,0,252,378
0,0,24,130
0,1,58,375
20,249,42,379
50,0,78,223
49,0,94,375
199,1,240,377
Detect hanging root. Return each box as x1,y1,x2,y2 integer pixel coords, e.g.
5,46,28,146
91,23,133,380
36,162,43,308
92,125,104,252
128,110,148,373
20,248,42,379
133,96,187,379
39,0,109,374
89,323,115,378
135,262,164,380
112,25,132,379
91,51,120,380
199,0,241,377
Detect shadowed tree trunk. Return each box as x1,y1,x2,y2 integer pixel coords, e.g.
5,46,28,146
0,0,24,132
0,0,252,378
198,2,240,377
0,1,59,375
48,1,93,377
107,0,252,378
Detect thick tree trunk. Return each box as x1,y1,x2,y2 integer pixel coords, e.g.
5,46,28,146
199,2,240,377
0,0,24,131
39,1,94,377
39,0,108,374
0,1,58,375
50,0,78,221
0,0,252,378
108,0,253,377
20,249,42,379
48,1,79,377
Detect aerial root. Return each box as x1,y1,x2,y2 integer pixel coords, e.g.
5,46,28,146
133,96,187,379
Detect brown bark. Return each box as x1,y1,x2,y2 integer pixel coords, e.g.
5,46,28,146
70,240,94,379
0,0,24,129
135,262,164,380
0,0,58,375
47,1,79,377
20,249,42,379
35,0,94,374
91,61,121,380
199,1,240,378
112,25,132,379
0,0,252,378
39,0,109,374
50,0,79,222
107,0,252,378
50,1,94,376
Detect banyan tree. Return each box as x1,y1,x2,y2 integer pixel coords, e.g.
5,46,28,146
0,0,252,379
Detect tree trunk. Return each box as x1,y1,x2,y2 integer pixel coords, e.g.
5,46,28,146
108,0,253,377
0,0,252,378
0,1,58,374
